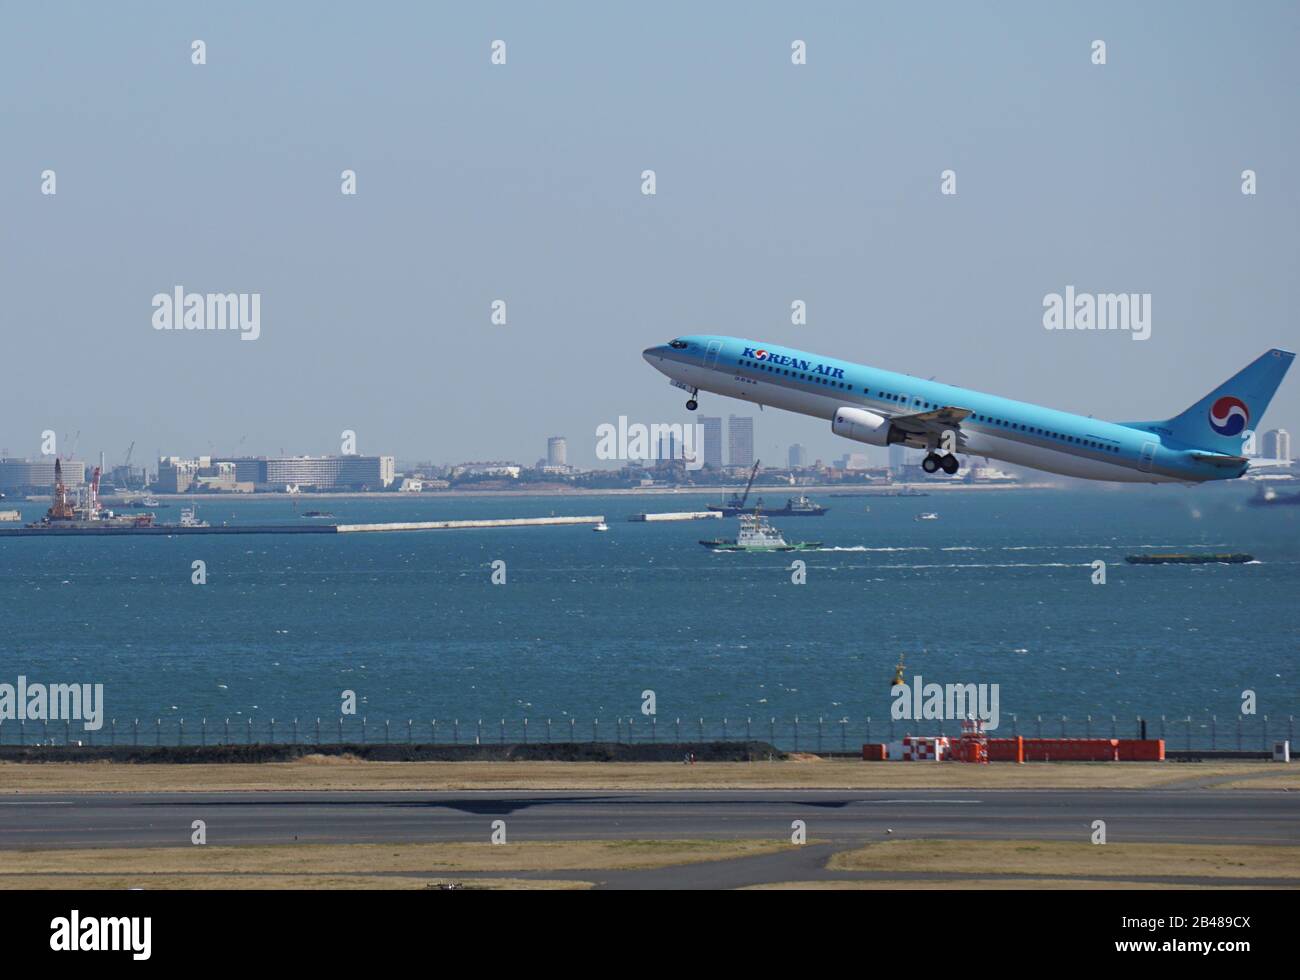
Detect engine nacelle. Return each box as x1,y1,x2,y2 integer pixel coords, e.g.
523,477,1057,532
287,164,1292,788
832,407,897,447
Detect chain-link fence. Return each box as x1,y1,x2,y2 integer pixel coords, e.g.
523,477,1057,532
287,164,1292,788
1,712,1293,752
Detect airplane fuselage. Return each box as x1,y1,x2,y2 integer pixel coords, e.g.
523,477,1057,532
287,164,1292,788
642,335,1254,484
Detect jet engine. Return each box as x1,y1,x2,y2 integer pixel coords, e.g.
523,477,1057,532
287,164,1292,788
832,407,900,447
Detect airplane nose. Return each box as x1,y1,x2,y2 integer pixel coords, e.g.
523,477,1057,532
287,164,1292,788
642,346,660,363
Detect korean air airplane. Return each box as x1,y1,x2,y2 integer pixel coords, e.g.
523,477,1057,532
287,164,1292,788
643,336,1294,483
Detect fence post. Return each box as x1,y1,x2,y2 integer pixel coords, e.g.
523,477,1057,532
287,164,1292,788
133,718,140,746
523,718,528,744
1186,716,1192,751
746,717,751,742
384,719,389,745
454,719,460,744
270,718,276,745
201,717,207,747
431,719,437,744
546,718,551,743
407,719,412,744
111,719,116,746
316,718,321,745
794,715,800,752
156,718,162,746
569,718,575,742
1263,715,1269,750
224,718,229,746
865,715,871,744
593,718,598,742
817,716,823,754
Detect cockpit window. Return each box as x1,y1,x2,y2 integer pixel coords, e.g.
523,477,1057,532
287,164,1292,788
668,339,689,349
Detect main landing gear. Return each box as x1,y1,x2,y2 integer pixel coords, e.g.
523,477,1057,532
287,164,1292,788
685,388,699,411
922,452,960,475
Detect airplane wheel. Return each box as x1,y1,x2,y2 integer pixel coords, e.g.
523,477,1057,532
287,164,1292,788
686,399,698,411
941,454,960,475
921,454,940,474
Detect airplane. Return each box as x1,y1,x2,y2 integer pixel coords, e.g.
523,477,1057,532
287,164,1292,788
642,336,1294,484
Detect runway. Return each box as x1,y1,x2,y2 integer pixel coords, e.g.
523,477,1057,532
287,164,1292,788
2,788,1295,847
2,788,1296,886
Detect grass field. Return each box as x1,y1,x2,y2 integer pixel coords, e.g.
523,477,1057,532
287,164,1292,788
1,758,1293,793
0,839,783,890
827,839,1300,880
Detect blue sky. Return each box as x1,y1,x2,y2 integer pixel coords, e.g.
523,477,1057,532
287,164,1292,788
2,1,1296,467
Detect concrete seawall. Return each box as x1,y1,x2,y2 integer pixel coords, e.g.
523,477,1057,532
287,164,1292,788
335,516,605,532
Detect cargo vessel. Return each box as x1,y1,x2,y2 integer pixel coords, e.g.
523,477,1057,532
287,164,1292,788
706,462,829,516
1125,553,1255,565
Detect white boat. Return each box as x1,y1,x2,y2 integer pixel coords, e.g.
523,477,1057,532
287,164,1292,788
593,522,609,532
915,512,940,521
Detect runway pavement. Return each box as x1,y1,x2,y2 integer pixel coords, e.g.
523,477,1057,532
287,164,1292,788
2,788,1295,888
2,788,1296,848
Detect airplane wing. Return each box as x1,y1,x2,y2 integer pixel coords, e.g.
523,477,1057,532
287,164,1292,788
888,406,972,434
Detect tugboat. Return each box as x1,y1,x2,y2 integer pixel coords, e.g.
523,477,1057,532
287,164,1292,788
699,510,821,552
177,505,209,528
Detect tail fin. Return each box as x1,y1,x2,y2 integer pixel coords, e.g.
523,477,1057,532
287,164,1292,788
1137,349,1294,453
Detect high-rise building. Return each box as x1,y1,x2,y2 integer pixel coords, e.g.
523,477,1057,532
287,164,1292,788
728,415,754,467
0,458,86,491
788,443,807,468
888,445,905,475
1262,428,1292,462
700,417,723,469
547,436,567,467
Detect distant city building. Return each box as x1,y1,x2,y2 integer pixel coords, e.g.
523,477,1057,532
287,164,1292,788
888,445,905,475
700,417,723,469
451,461,521,479
547,436,567,467
728,415,754,467
837,452,871,471
788,443,807,468
1262,428,1291,462
192,455,397,490
0,458,86,492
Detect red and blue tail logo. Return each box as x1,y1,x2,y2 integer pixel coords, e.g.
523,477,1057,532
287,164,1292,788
1208,395,1249,436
